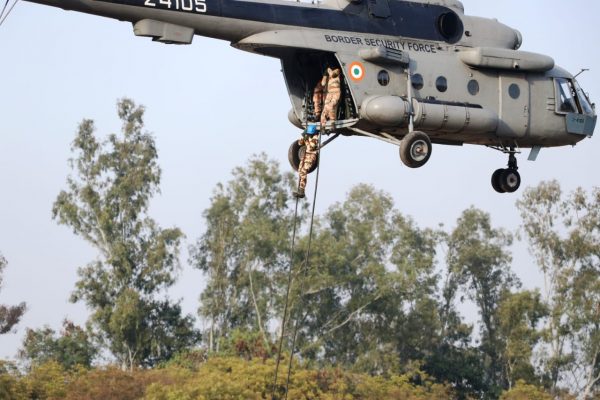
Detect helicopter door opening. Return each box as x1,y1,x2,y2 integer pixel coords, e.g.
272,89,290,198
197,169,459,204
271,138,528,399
281,51,358,128
498,73,530,137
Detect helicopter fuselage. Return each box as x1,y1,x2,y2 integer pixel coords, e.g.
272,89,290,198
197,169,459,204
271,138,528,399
22,0,597,192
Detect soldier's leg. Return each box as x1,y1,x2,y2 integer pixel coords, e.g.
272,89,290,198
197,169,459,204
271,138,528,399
313,92,323,119
295,153,316,198
321,98,332,128
327,90,341,121
298,159,308,190
294,158,308,198
301,154,317,185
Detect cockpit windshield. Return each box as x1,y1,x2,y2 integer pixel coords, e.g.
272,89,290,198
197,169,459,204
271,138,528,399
555,78,595,116
556,78,578,113
574,80,594,115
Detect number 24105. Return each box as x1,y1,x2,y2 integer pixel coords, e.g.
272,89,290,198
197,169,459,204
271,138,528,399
144,0,207,13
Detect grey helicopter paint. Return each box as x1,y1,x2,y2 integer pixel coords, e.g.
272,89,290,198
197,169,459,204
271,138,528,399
22,0,596,193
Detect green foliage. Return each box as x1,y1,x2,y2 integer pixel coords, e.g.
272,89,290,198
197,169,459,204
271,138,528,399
497,290,547,387
143,356,452,400
22,361,69,399
160,349,208,371
0,361,26,400
190,154,299,352
52,98,199,369
517,182,600,397
0,254,26,335
500,380,553,400
296,184,442,374
19,320,97,370
445,208,519,396
217,328,277,360
1,356,455,399
193,157,531,399
29,141,596,400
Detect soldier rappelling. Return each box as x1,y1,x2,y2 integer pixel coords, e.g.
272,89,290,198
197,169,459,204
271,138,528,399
293,125,319,199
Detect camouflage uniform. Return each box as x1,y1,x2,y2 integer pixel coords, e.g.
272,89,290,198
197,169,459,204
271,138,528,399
312,78,326,120
320,68,342,130
295,133,319,198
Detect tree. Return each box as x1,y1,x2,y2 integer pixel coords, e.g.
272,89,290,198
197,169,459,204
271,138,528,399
52,98,200,369
0,254,26,335
517,181,600,398
19,320,97,369
190,153,300,352
496,290,547,388
192,162,446,378
446,208,519,397
293,184,442,375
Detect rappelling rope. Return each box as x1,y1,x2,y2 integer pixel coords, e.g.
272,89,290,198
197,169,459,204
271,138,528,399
271,131,323,400
0,0,19,27
283,131,322,399
271,195,300,399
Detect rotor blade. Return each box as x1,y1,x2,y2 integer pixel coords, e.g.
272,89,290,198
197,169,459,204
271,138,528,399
0,0,20,27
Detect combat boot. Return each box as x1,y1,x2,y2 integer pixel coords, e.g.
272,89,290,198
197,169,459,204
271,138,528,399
293,189,305,199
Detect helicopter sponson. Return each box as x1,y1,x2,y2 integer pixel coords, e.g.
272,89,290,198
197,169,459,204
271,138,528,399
24,0,596,193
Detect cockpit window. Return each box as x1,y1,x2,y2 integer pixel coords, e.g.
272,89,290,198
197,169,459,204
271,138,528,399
574,80,594,115
555,78,578,114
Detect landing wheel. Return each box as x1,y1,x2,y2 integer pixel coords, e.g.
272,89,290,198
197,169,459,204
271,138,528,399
491,168,521,193
491,169,505,193
288,140,319,173
399,131,432,168
288,141,301,171
500,168,521,193
491,148,521,193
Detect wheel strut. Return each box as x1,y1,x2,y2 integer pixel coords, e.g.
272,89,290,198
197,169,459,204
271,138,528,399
491,147,521,194
508,151,518,171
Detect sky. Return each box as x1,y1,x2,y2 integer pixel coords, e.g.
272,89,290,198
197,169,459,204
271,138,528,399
0,0,599,360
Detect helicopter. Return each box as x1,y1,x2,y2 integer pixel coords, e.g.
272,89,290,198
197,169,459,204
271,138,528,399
21,0,596,193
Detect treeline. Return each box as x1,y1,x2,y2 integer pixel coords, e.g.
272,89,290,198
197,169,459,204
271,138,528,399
0,99,598,399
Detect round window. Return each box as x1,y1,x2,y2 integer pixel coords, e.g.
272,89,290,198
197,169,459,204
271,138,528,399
509,84,520,99
412,74,424,90
467,79,479,96
377,70,390,86
436,76,448,92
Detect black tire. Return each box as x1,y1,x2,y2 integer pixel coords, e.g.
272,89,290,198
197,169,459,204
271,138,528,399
500,168,521,193
491,169,506,193
399,131,432,168
288,140,301,171
288,140,319,173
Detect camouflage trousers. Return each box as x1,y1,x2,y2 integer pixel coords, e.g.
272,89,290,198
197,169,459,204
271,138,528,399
320,89,341,128
313,83,324,119
298,152,317,191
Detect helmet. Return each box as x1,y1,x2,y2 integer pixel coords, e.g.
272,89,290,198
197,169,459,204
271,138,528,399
305,125,318,135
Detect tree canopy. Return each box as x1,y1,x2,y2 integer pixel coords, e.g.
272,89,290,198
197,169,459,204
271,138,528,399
3,99,598,398
0,254,26,335
51,98,200,369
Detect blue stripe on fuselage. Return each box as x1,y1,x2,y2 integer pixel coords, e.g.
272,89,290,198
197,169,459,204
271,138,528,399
95,0,454,42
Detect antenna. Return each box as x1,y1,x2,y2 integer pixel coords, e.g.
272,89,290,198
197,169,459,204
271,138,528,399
574,68,590,79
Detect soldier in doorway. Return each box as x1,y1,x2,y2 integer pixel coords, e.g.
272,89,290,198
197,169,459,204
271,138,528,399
312,75,326,121
293,125,319,199
320,67,342,130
